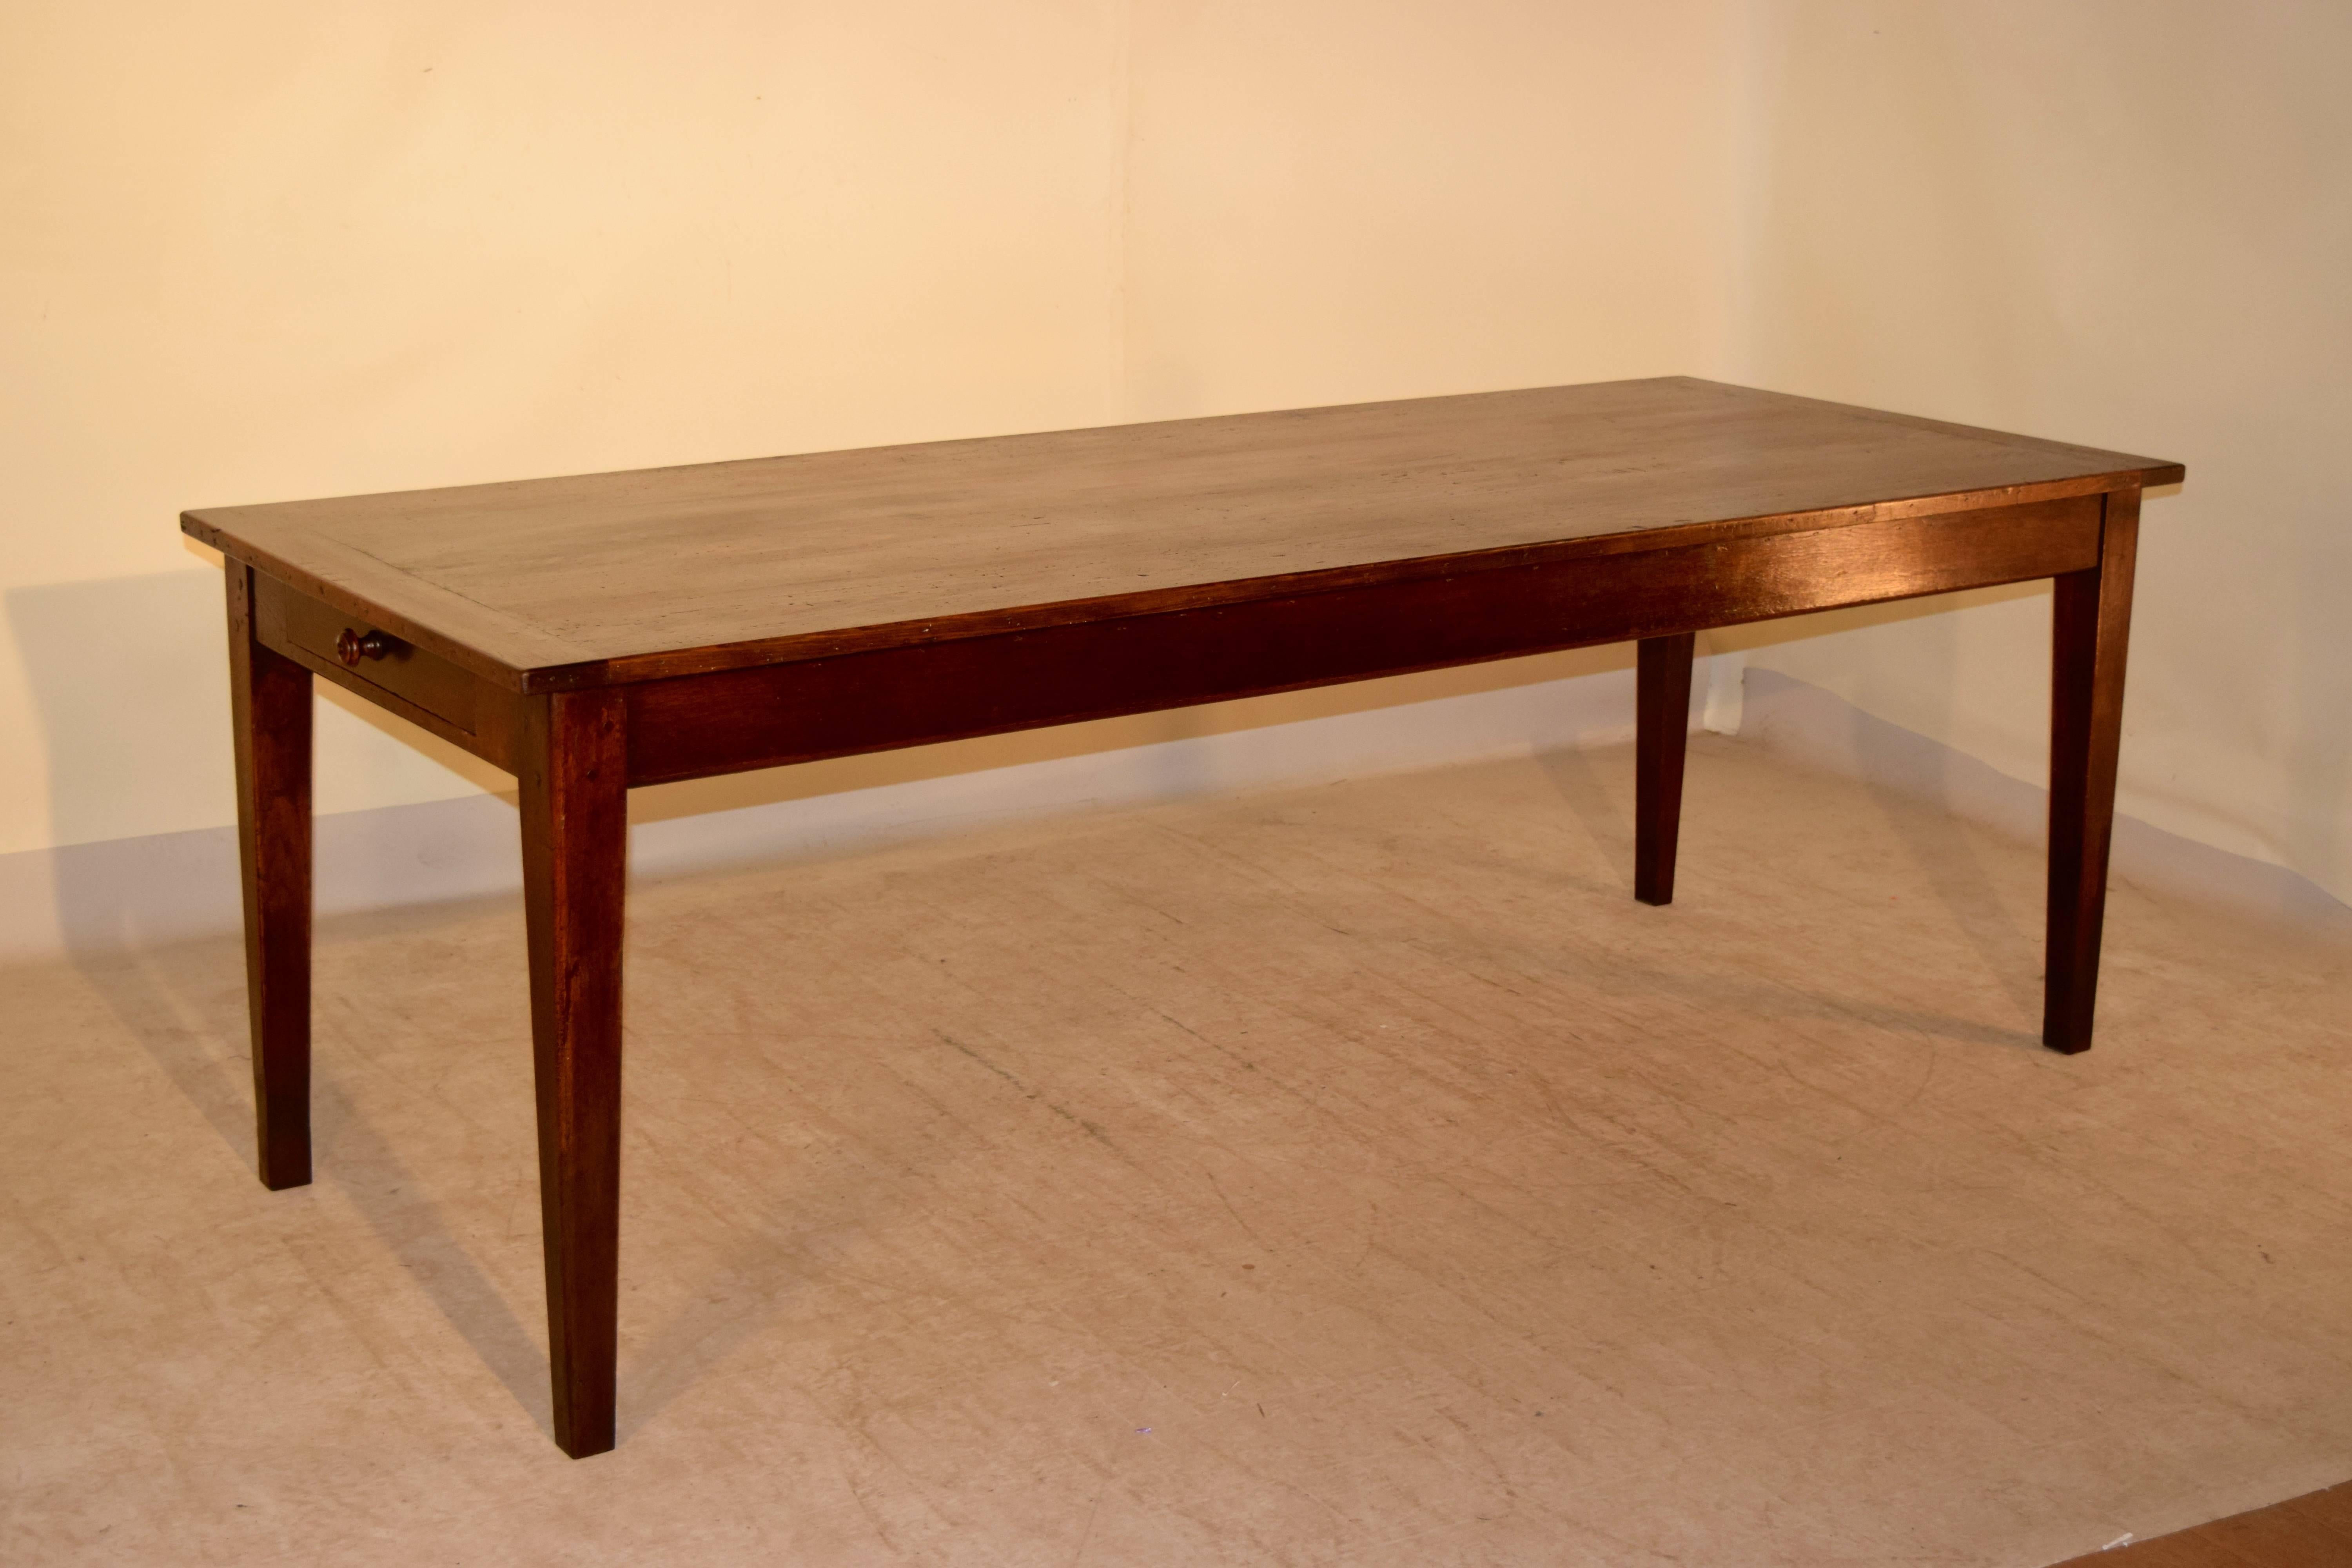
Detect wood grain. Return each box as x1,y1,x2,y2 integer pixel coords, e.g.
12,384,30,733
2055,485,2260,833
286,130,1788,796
1634,634,1696,907
202,378,2180,1458
252,573,520,773
262,579,484,737
2051,1479,2352,1566
2044,489,2140,1053
519,690,630,1458
183,379,2180,693
622,497,2100,787
227,564,314,1191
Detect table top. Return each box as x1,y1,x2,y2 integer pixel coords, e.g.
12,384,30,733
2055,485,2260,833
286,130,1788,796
184,377,2181,693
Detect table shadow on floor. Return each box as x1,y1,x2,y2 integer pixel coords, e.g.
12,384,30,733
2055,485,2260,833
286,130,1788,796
73,934,557,1438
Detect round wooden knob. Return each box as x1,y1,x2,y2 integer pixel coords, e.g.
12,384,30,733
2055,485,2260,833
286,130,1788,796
336,628,390,666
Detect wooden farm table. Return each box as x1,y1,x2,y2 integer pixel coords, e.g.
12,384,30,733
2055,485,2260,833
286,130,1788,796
185,377,2181,1457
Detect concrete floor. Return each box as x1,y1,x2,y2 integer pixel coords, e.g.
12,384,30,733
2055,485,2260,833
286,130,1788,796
6,737,2352,1566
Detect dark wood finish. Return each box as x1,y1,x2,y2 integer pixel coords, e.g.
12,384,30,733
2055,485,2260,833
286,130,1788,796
251,573,519,773
622,497,2102,787
2279,1484,2352,1544
190,379,2179,1455
2051,1479,2352,1566
226,564,314,1191
1635,633,1696,906
2044,488,2140,1053
181,378,2182,693
334,627,392,666
518,689,630,1459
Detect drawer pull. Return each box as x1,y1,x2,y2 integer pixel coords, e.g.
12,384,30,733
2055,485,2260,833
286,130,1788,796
336,628,392,666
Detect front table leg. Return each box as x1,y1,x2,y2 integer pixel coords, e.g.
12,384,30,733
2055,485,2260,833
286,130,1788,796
2044,489,2141,1053
1634,632,1696,906
519,689,630,1457
227,565,315,1190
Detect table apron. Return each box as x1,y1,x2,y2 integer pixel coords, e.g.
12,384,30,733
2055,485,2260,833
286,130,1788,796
623,495,2102,787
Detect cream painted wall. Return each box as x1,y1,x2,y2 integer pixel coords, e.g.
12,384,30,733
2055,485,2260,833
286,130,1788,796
4,0,1122,854
0,1,1736,860
15,1,2339,913
1118,1,1734,419
1725,0,2352,902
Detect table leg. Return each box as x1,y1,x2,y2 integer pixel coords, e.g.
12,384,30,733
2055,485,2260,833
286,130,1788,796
2044,489,2141,1054
519,689,630,1457
1635,632,1696,906
227,565,314,1190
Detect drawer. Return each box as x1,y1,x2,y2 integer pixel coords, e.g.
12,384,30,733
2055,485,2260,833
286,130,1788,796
254,573,484,739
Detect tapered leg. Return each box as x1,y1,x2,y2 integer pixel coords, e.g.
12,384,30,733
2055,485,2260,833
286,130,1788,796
1635,632,1696,906
519,688,630,1458
227,565,314,1190
2044,490,2141,1054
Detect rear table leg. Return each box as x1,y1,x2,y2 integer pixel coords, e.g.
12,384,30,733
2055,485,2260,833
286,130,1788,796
227,565,314,1190
2044,490,2140,1053
1635,633,1696,906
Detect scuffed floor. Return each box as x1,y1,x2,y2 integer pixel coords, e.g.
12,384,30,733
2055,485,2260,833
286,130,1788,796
5,737,2350,1566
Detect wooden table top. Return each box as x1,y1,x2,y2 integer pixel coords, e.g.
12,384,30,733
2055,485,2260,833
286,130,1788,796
183,377,2181,693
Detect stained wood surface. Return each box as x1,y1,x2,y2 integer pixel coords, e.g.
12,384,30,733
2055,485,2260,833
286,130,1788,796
2043,490,2139,1053
183,378,2181,693
1633,633,1695,907
519,689,630,1459
619,496,2100,787
227,564,314,1191
2050,1479,2352,1566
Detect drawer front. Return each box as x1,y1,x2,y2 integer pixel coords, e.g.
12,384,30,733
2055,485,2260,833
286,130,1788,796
254,573,485,740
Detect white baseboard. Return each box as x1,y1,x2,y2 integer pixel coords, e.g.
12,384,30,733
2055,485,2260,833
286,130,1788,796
7,657,2339,964
0,658,1685,963
1739,667,2352,939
